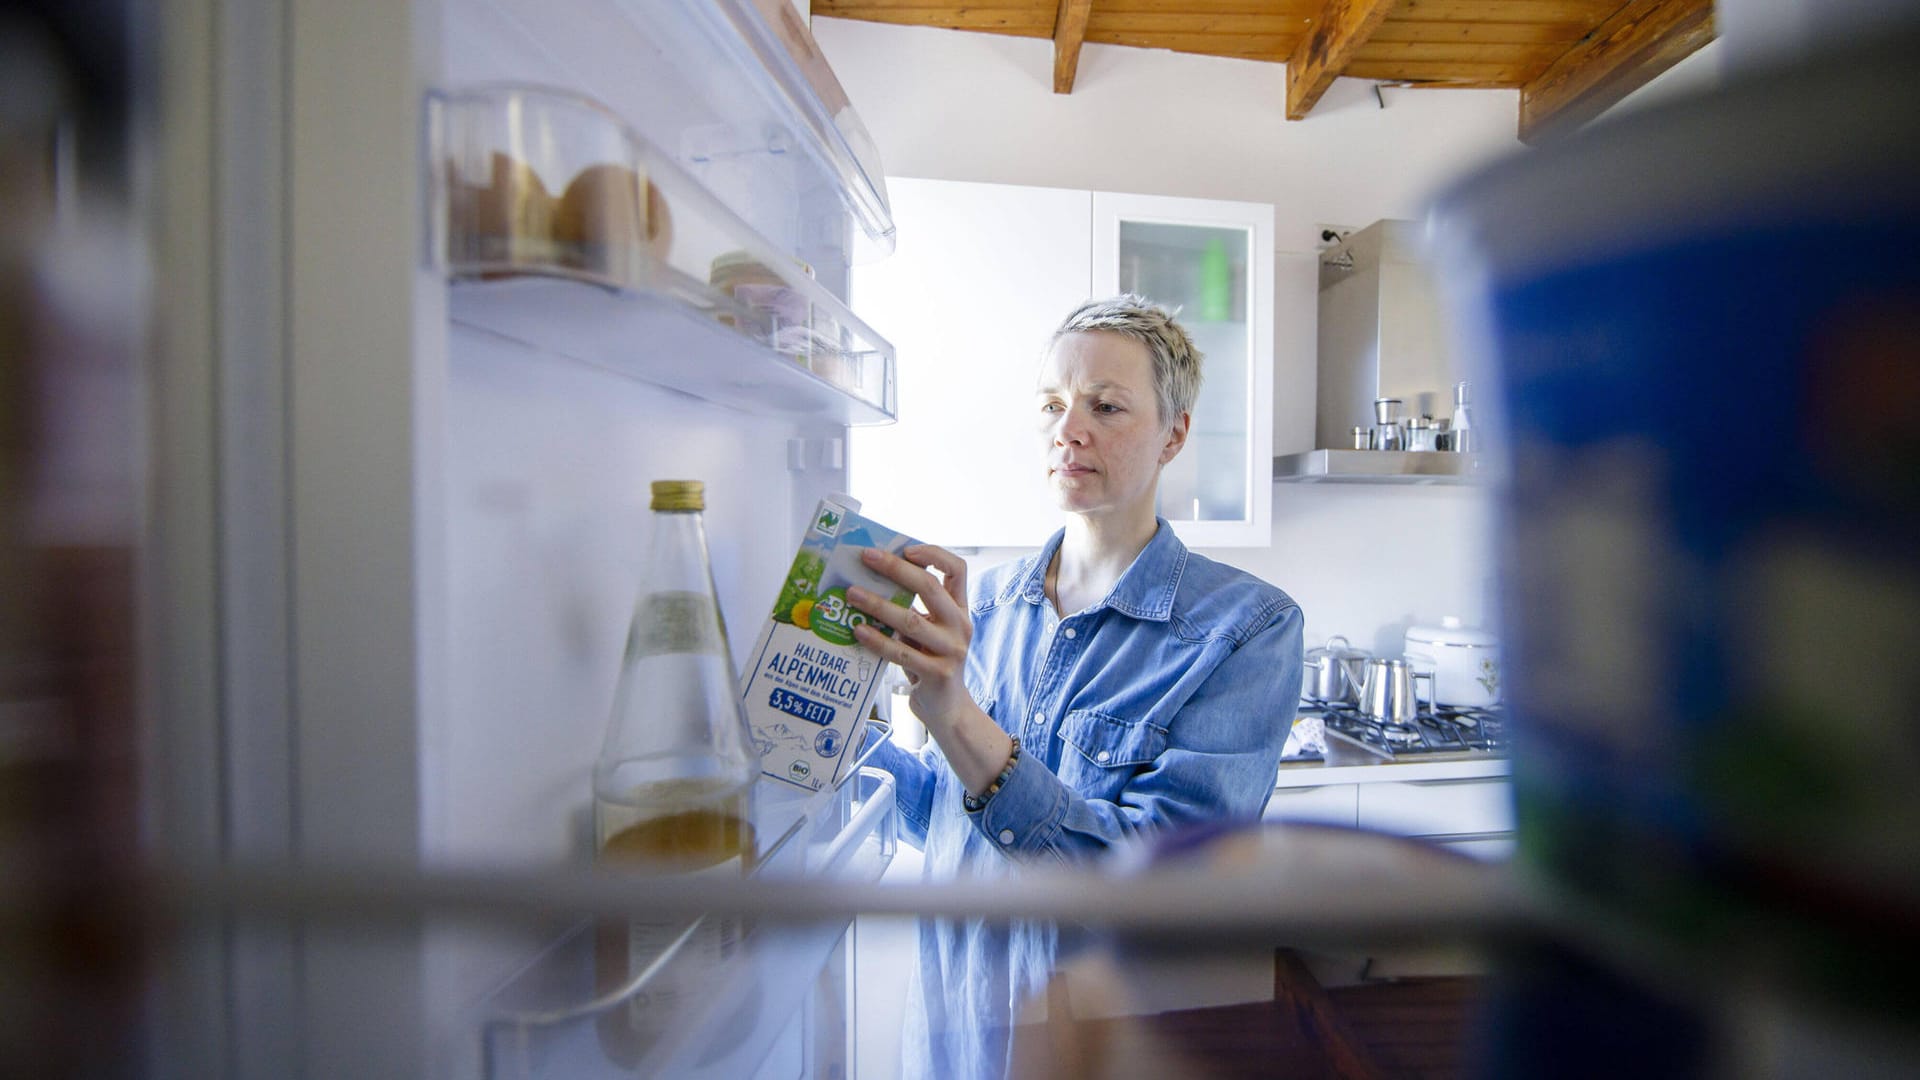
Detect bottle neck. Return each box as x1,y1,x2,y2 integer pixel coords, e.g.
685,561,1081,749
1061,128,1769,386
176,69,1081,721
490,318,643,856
642,509,715,595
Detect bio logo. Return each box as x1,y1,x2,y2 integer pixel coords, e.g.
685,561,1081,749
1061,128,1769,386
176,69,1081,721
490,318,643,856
807,587,872,646
814,506,843,537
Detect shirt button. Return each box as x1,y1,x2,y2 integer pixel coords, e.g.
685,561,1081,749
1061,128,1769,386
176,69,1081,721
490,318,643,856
1062,627,1076,640
1032,711,1045,726
998,829,1015,845
1095,749,1111,763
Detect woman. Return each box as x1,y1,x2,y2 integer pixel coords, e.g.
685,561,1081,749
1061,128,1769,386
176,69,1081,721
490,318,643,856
848,295,1305,1080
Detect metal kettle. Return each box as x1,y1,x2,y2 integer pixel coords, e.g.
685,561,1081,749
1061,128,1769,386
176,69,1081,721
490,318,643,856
1303,635,1370,704
1358,657,1433,723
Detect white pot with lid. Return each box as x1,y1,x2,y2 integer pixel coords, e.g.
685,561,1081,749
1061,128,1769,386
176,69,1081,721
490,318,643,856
1403,617,1501,708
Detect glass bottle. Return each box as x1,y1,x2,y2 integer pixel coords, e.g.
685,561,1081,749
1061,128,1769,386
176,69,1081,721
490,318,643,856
594,479,761,1064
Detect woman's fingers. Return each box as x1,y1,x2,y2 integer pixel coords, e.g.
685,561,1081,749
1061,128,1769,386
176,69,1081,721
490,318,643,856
845,585,946,652
900,543,968,612
861,545,967,625
852,621,934,676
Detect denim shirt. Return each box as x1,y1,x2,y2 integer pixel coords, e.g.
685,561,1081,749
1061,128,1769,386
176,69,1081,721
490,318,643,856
864,520,1305,1080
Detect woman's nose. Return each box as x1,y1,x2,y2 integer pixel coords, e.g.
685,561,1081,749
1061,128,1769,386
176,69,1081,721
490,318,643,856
1055,406,1090,445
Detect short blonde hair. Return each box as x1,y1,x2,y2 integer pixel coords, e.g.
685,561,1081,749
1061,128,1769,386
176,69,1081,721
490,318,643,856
1051,294,1203,426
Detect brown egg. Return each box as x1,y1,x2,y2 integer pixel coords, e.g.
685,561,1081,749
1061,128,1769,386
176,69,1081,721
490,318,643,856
445,152,555,273
554,163,674,289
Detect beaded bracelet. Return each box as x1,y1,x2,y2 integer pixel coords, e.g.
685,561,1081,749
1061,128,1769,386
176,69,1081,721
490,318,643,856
962,734,1021,814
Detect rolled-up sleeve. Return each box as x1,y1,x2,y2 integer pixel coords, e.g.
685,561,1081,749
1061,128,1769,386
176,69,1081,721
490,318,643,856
965,603,1305,865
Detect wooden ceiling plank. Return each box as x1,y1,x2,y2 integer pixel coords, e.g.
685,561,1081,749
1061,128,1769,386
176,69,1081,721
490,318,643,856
1085,13,1314,35
1353,40,1566,63
1286,0,1399,120
1345,58,1535,82
818,0,1056,8
1086,30,1303,57
818,9,1056,34
1054,0,1095,94
1390,0,1623,23
1519,0,1714,142
816,0,1054,12
1369,20,1593,45
1087,0,1320,13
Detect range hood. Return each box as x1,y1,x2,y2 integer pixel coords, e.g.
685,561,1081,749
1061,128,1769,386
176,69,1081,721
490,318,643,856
1276,220,1487,485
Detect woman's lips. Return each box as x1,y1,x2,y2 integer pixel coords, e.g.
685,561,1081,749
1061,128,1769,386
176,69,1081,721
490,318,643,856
1054,463,1094,478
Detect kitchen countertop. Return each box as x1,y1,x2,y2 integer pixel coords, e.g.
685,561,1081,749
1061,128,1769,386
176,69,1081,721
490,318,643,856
1274,755,1510,789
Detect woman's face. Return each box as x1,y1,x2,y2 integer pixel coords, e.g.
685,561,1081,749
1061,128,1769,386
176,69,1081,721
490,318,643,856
1037,331,1189,520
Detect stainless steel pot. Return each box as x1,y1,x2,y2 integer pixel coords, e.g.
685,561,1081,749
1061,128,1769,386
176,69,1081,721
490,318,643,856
1303,635,1369,704
1358,657,1433,723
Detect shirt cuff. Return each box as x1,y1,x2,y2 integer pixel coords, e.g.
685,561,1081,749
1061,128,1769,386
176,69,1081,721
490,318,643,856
965,747,1067,858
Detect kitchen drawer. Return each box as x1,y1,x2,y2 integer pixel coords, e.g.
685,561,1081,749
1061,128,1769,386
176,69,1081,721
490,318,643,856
1357,778,1512,839
1262,783,1358,828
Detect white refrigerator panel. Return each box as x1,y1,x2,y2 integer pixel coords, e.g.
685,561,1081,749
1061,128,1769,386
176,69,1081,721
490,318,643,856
435,326,841,867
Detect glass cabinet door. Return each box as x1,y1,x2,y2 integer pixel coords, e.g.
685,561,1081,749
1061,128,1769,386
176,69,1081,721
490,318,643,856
1093,193,1273,547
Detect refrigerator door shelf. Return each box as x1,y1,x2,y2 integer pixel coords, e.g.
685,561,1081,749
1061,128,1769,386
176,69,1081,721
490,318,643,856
446,0,894,287
449,274,895,425
433,86,896,423
675,0,896,257
477,765,898,1079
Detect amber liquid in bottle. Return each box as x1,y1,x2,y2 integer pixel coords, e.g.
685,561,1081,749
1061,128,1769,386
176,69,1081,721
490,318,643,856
593,779,757,1066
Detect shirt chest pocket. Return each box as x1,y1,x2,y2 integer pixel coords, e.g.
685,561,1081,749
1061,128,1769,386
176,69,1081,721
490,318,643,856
1056,709,1168,799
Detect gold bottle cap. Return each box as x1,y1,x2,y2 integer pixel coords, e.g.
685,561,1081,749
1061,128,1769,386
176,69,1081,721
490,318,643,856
649,480,705,512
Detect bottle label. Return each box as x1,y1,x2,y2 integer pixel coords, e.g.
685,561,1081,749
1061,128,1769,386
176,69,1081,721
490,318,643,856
618,856,747,1058
631,591,727,658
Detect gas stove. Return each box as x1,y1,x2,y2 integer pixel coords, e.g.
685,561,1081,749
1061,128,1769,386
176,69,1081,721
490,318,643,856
1292,702,1507,761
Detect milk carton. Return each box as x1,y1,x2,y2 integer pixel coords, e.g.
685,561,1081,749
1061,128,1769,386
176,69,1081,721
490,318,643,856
741,496,917,792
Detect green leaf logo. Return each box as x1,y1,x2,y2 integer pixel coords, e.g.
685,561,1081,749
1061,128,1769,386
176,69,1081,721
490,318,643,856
815,507,842,536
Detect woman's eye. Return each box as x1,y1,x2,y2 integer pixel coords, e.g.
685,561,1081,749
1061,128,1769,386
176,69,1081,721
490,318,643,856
1096,402,1120,414
1041,402,1063,413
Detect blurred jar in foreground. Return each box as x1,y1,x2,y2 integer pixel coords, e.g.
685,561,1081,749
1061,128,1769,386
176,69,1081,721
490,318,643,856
1433,19,1920,1073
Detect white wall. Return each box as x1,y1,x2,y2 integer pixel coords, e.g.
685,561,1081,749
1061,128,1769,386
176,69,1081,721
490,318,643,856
814,18,1521,645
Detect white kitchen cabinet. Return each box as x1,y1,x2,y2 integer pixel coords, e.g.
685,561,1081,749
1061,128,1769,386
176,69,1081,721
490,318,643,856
1356,777,1514,839
1093,192,1274,547
1268,765,1513,861
850,179,1273,548
1263,783,1359,828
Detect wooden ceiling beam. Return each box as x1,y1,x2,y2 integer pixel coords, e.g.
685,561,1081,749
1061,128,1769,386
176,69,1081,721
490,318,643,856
1054,0,1094,94
1286,0,1398,120
1519,0,1716,143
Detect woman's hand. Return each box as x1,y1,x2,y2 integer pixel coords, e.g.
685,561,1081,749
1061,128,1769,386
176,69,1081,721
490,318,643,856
847,544,1016,798
845,544,974,731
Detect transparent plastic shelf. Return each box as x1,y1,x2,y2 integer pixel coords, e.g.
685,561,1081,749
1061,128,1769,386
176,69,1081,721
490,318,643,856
475,764,897,1079
660,0,895,257
430,85,896,424
451,0,894,281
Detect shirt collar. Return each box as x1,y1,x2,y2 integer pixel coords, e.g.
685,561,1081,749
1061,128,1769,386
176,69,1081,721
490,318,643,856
1014,519,1186,622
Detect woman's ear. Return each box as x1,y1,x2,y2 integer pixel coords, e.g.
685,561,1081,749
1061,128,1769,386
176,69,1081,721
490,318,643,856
1159,411,1191,465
